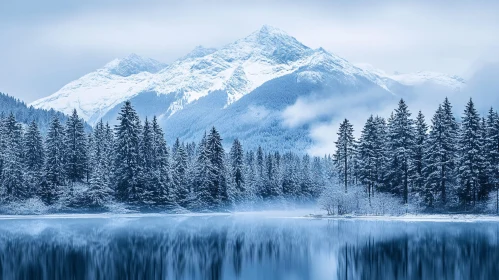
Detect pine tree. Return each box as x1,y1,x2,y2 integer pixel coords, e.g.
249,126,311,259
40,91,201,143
311,156,325,198
151,116,174,207
244,150,257,201
42,116,66,204
173,139,189,207
87,120,113,207
485,108,499,213
300,154,313,200
0,114,25,201
457,98,482,208
357,115,377,202
412,111,427,204
114,101,143,204
477,117,492,201
229,139,245,203
386,99,415,204
192,132,212,210
256,146,265,199
64,109,87,183
206,127,227,207
23,120,45,197
272,152,283,198
140,117,155,205
334,119,355,193
0,114,5,184
282,152,300,198
373,116,388,193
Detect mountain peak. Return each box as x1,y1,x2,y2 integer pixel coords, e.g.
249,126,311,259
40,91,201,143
257,25,288,36
104,53,167,77
217,25,309,63
182,45,217,60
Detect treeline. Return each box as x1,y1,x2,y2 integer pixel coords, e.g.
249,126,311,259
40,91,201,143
334,97,499,212
0,92,90,134
0,101,330,211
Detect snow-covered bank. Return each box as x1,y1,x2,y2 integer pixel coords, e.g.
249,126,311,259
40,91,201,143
1,210,499,223
306,213,499,222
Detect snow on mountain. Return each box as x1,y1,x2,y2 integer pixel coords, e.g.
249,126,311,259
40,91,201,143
355,63,465,90
105,53,167,77
30,25,465,151
32,25,387,125
181,45,217,59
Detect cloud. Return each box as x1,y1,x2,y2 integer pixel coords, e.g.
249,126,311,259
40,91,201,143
281,77,492,157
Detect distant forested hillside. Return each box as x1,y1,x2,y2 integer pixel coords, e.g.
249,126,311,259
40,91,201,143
0,92,91,133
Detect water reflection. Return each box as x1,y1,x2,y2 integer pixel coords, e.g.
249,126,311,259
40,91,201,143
0,216,497,280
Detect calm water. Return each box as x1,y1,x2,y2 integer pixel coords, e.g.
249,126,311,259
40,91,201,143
0,215,498,280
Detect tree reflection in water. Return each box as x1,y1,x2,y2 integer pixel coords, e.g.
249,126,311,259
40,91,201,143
0,217,497,280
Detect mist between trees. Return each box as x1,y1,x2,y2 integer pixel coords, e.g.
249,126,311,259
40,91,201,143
0,97,498,215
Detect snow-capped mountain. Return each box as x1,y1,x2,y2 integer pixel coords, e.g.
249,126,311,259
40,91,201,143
30,25,465,152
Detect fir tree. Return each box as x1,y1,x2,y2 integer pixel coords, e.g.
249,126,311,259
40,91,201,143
0,114,25,201
300,154,313,200
256,146,265,199
23,120,45,197
334,119,355,193
476,117,492,201
64,109,87,183
140,117,155,205
206,127,227,207
229,139,245,203
151,116,174,207
357,116,375,199
173,138,189,207
386,99,415,204
457,99,482,208
87,120,113,207
485,108,499,213
42,116,66,204
192,132,212,210
412,111,427,203
114,101,143,204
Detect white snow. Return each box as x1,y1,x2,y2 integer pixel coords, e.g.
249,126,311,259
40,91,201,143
355,63,465,90
30,26,466,127
1,211,498,223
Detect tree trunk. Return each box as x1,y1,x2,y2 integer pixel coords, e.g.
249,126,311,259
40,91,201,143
344,147,348,193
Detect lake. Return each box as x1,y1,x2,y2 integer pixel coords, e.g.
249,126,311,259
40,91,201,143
0,214,498,280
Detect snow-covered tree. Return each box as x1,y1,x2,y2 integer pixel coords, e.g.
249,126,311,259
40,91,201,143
64,109,88,183
114,101,143,204
485,108,499,213
229,139,245,203
386,99,415,204
334,119,355,193
457,99,483,208
87,120,113,207
42,116,66,204
357,115,378,202
0,114,25,201
192,132,212,210
412,111,427,198
23,120,45,197
173,138,189,207
151,116,174,207
300,154,313,200
206,127,228,207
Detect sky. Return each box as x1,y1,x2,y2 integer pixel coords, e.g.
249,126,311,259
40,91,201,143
1,0,498,103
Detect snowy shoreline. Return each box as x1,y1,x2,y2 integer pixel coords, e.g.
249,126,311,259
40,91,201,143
1,211,499,222
305,213,499,222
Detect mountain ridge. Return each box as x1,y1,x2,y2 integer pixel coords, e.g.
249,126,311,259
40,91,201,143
29,25,465,152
